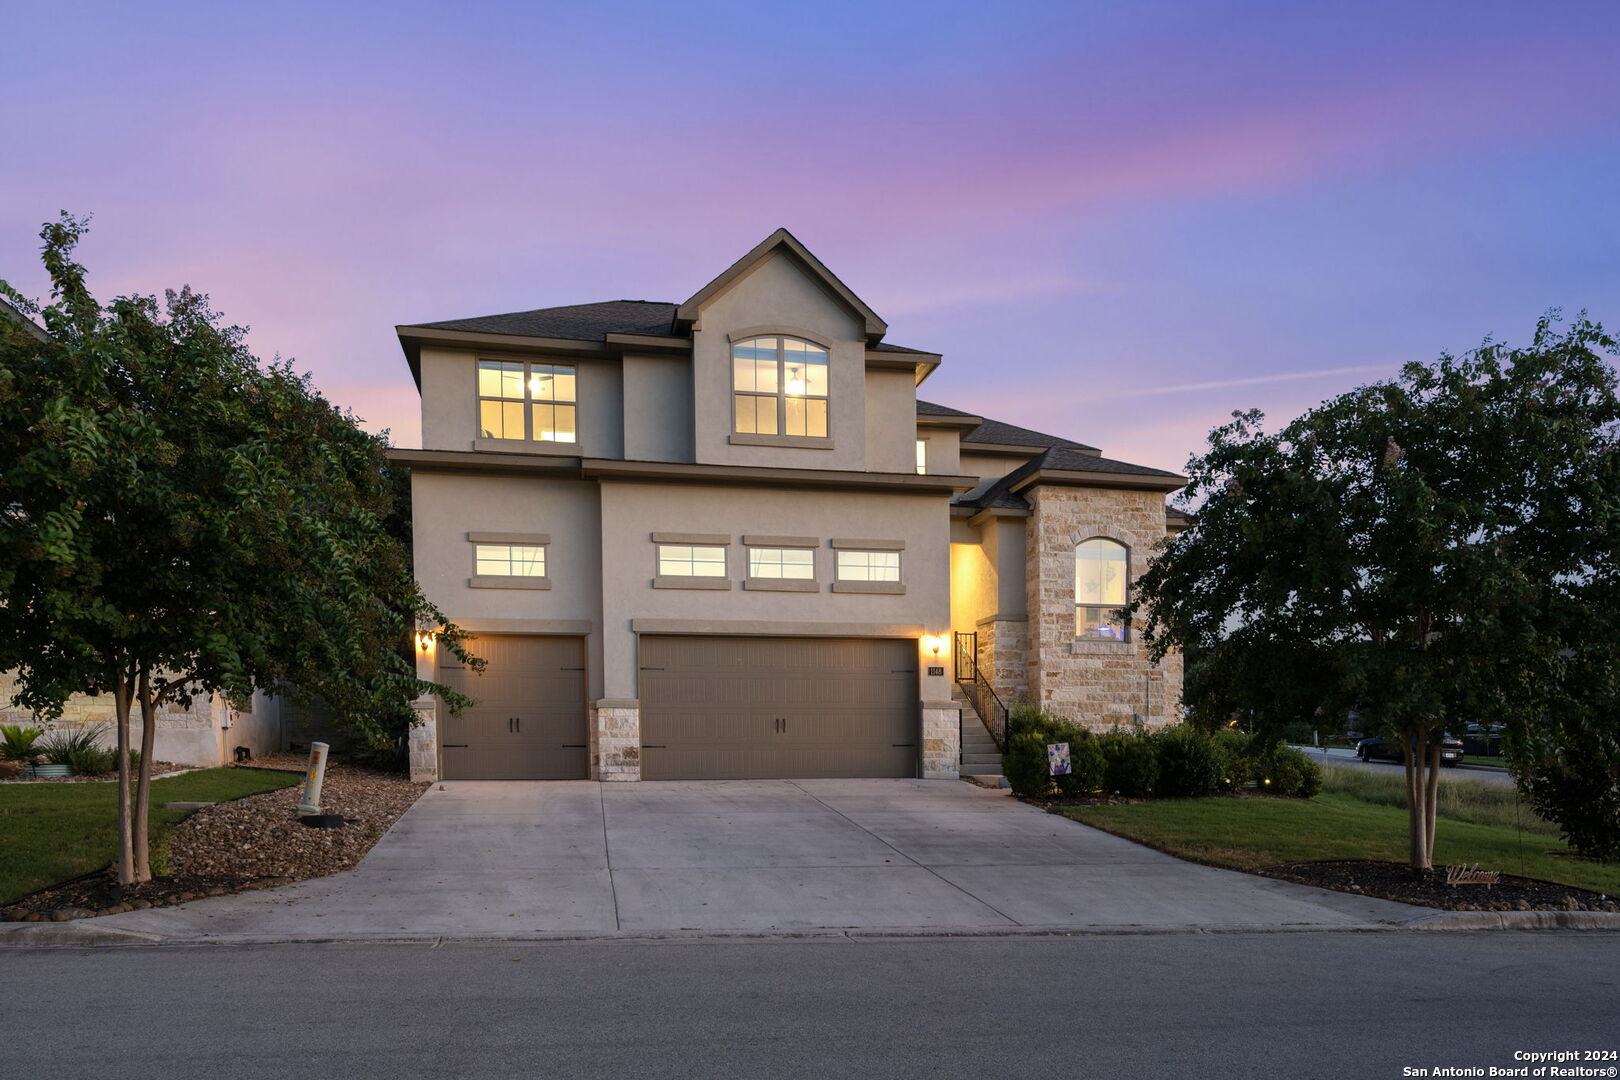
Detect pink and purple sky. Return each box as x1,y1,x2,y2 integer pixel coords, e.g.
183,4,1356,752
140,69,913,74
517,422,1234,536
5,1,1619,472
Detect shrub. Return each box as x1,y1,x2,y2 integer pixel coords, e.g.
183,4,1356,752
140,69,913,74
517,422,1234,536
1098,730,1158,797
1154,725,1224,798
1053,726,1105,798
1003,730,1056,798
36,727,108,768
65,744,116,776
1003,708,1106,799
0,724,44,761
1251,745,1322,798
1508,722,1620,862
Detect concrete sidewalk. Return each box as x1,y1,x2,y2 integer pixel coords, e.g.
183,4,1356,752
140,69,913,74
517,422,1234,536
10,778,1426,944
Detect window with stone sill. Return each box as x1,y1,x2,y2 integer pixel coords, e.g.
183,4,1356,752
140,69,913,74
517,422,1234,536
657,544,727,578
748,547,815,580
475,543,547,577
835,549,901,583
1075,537,1129,640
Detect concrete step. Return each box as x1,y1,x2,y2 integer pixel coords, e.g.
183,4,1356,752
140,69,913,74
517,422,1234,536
962,755,1004,768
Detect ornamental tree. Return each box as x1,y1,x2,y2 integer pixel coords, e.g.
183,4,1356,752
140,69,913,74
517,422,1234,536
1132,314,1620,870
0,214,481,886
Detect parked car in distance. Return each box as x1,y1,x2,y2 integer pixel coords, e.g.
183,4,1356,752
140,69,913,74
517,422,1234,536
1356,735,1464,766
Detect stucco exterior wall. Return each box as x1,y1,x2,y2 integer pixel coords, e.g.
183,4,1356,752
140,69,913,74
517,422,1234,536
688,252,869,471
1023,486,1182,729
864,368,920,474
916,427,962,476
412,470,606,700
622,352,694,462
418,346,624,458
596,480,953,704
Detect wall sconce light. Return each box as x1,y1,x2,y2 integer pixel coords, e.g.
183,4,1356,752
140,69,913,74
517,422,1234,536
921,634,949,658
414,629,437,653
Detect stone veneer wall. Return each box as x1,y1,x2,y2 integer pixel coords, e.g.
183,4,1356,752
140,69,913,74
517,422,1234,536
920,701,961,779
590,701,641,781
975,615,1029,707
0,672,281,766
1023,486,1183,729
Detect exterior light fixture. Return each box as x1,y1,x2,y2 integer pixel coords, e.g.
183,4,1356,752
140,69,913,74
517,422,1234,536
415,629,436,653
921,634,948,658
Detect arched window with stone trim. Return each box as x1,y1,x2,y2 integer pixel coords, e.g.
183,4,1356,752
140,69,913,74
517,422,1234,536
1074,537,1129,639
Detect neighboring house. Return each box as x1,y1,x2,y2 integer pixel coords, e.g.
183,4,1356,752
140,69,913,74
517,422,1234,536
393,229,1185,783
0,674,285,767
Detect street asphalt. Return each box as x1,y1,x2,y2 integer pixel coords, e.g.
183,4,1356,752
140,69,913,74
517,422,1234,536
7,931,1617,1079
1293,745,1518,789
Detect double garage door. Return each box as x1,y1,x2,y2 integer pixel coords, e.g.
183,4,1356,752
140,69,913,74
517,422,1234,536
438,634,918,780
640,636,918,780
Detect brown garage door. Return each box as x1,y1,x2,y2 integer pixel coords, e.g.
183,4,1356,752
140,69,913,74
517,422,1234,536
639,636,918,780
437,634,587,780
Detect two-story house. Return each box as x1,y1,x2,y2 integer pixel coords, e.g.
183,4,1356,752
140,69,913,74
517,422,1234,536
393,229,1185,783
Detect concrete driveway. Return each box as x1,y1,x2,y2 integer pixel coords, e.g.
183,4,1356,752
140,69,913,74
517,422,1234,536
81,778,1420,942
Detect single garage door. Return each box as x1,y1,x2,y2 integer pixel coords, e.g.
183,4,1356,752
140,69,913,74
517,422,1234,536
437,634,588,780
639,636,918,780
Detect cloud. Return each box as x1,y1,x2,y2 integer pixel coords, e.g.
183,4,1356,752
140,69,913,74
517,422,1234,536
1085,364,1390,402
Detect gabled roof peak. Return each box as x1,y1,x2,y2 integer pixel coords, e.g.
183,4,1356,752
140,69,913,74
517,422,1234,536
675,228,888,344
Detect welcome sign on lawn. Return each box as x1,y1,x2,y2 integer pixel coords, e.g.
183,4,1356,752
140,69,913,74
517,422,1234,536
1048,742,1071,776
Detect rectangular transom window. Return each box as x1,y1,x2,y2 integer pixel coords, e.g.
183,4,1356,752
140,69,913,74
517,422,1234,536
474,543,547,577
732,336,828,438
478,360,577,443
747,547,815,580
658,544,727,577
836,550,901,582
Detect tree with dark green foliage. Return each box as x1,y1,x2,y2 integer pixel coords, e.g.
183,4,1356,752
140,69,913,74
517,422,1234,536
1132,314,1620,869
0,213,483,886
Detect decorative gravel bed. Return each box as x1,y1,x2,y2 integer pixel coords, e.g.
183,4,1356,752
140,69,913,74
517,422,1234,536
1259,859,1619,912
2,757,425,921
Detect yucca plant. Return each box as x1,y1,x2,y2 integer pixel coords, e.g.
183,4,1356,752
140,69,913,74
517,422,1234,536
0,724,45,761
37,727,109,766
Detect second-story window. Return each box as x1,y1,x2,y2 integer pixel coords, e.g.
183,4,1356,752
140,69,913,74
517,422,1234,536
748,547,815,580
732,336,828,438
478,360,577,443
915,439,928,474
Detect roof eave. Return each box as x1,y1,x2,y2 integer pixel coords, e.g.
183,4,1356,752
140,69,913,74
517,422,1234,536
1008,468,1187,495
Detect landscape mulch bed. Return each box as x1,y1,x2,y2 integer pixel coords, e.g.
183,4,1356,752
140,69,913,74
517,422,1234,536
1259,859,1619,912
2,756,426,922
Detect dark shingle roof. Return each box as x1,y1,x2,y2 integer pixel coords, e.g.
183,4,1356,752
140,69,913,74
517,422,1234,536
1040,446,1183,479
405,300,679,341
406,299,937,354
962,416,1099,453
915,400,980,418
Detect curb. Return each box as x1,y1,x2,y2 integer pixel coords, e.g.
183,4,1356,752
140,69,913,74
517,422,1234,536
0,922,162,948
1402,910,1620,931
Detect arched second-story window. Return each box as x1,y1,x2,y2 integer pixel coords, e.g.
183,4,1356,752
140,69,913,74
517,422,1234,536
1075,538,1129,639
732,336,829,438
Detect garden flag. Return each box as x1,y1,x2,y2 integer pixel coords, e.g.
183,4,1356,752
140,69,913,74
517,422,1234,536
1048,742,1071,776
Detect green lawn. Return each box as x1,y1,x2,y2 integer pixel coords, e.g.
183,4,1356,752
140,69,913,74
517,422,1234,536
0,767,302,904
1061,791,1620,897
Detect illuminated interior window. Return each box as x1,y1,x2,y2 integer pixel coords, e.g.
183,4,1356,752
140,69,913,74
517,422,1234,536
1075,538,1128,639
836,550,901,582
658,544,727,577
478,360,576,443
748,547,815,580
916,439,927,475
732,336,828,438
474,543,547,577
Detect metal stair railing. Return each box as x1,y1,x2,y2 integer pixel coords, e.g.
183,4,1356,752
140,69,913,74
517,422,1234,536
953,631,1010,754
